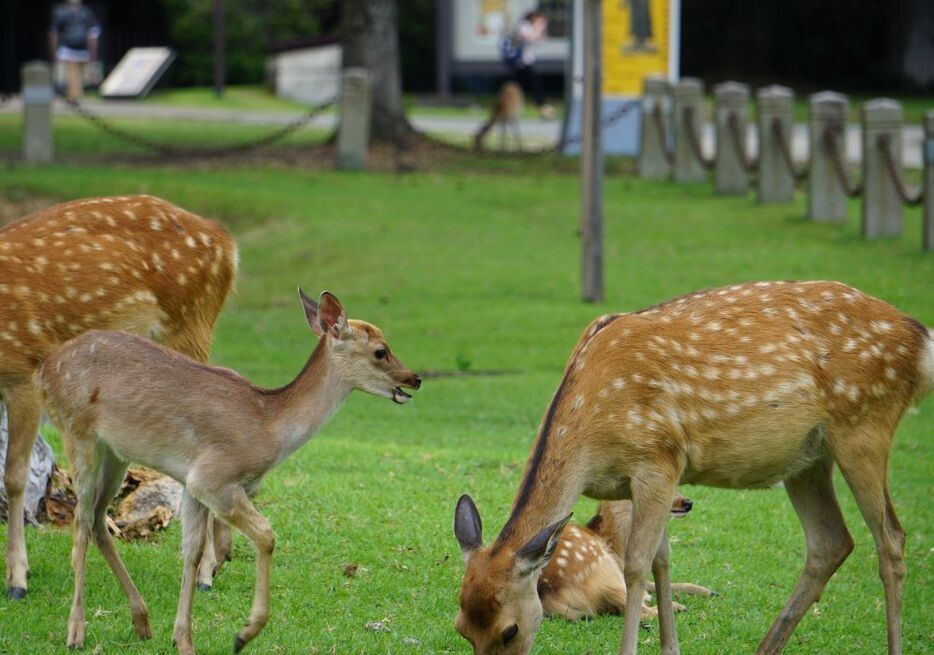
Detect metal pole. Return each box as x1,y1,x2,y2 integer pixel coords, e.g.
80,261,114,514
924,110,934,252
580,0,603,303
213,0,226,98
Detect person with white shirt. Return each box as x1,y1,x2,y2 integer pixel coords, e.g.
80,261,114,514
49,0,101,101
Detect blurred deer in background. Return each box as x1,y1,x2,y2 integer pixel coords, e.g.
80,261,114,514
39,290,421,654
0,195,237,600
455,280,933,655
540,496,714,621
474,81,525,152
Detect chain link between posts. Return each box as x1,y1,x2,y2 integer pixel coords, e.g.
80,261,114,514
877,133,924,206
823,123,863,198
651,103,674,165
59,93,336,157
726,112,757,173
771,119,808,182
682,106,714,170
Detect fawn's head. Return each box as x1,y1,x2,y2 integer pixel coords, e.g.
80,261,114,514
453,495,570,655
299,289,421,403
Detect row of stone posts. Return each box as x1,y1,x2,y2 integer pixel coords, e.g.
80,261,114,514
18,60,374,170
638,76,933,251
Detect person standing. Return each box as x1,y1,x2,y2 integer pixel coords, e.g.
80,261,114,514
49,0,101,101
501,10,554,119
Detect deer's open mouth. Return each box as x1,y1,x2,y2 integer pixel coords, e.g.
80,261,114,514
392,387,413,404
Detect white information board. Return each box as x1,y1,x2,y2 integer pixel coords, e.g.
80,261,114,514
100,47,175,99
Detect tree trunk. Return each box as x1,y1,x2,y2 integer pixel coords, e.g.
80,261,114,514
341,0,412,145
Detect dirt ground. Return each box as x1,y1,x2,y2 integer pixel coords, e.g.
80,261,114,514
0,192,57,227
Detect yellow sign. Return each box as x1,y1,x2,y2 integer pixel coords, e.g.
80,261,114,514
603,0,671,96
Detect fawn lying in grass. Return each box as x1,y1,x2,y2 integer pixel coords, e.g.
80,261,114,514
39,290,420,654
540,496,714,621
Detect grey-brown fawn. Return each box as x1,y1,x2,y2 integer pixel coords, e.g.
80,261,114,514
39,290,420,654
540,496,713,621
0,195,237,600
474,81,524,151
454,280,933,655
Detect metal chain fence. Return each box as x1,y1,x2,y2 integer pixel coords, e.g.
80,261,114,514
877,133,924,206
59,93,336,158
823,124,863,198
651,104,674,165
772,119,808,182
683,106,714,170
726,112,758,173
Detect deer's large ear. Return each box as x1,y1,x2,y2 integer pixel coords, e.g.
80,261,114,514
299,288,323,335
454,495,483,564
515,513,571,576
302,290,348,339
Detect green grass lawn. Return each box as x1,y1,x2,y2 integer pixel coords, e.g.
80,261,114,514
0,163,932,655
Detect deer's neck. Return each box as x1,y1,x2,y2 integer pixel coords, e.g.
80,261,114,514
266,339,351,464
494,374,588,551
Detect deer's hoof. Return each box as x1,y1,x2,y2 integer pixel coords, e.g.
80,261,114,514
233,634,247,653
6,586,26,601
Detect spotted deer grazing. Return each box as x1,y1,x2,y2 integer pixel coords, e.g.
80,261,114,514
38,290,421,654
474,81,524,151
454,280,934,655
540,496,714,621
0,195,237,601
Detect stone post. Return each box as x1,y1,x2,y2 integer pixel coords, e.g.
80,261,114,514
638,75,671,179
337,68,372,170
22,61,53,164
713,81,750,194
924,110,934,252
672,78,705,183
807,91,848,222
861,99,903,238
756,85,794,203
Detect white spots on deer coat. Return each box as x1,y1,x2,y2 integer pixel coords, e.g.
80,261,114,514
885,367,897,381
556,557,568,568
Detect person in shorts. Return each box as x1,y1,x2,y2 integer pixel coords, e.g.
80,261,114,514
49,0,101,101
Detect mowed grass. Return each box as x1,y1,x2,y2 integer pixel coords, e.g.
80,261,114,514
0,164,931,655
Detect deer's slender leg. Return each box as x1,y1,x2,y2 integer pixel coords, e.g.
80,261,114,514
3,385,41,599
829,426,904,655
757,456,853,654
196,518,218,591
618,471,678,655
65,430,101,649
197,484,274,653
90,446,151,641
173,490,210,655
652,529,680,655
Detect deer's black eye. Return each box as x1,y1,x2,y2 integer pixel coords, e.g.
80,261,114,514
374,348,387,360
501,623,518,646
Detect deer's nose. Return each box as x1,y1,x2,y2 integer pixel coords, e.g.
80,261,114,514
681,498,693,513
406,373,422,390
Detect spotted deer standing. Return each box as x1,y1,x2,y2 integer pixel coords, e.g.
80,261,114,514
474,81,524,151
540,496,714,621
454,280,933,655
38,290,421,654
0,195,237,601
